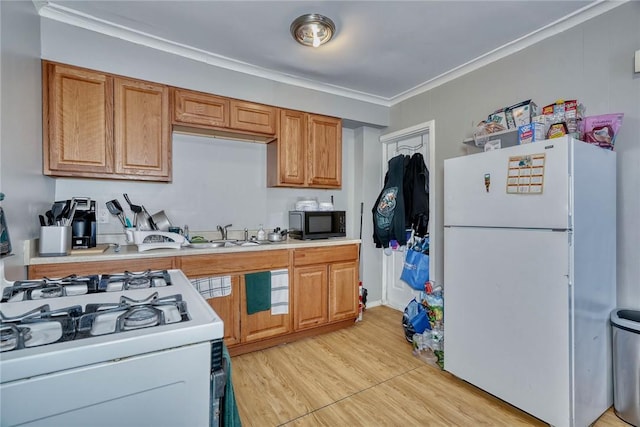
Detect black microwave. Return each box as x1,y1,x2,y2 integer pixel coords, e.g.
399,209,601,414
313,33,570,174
288,211,346,240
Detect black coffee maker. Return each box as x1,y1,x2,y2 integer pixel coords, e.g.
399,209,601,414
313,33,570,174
70,197,96,249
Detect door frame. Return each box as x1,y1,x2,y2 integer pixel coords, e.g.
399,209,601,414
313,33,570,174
379,120,436,309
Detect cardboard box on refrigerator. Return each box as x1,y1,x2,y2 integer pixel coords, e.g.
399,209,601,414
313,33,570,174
518,122,545,144
507,100,539,129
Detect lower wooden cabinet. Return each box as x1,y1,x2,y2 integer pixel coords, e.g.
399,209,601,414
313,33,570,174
28,244,359,353
293,244,359,330
203,275,241,346
329,261,359,321
179,250,290,348
293,265,328,330
240,272,291,342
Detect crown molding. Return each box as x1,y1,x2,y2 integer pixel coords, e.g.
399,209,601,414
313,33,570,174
390,0,627,105
35,1,392,107
36,1,626,108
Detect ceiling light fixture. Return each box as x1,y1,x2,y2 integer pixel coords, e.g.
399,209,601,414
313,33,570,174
290,14,336,48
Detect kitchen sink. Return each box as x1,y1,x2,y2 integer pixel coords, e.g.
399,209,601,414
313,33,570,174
209,240,237,247
232,240,285,246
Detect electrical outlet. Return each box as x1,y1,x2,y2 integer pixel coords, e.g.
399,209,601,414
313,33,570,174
98,208,110,224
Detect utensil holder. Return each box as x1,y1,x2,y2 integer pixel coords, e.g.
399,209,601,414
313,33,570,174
39,225,72,256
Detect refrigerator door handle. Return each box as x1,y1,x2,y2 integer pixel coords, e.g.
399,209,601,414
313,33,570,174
568,173,573,228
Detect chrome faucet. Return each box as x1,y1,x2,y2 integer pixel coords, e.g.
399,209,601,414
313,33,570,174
217,224,232,240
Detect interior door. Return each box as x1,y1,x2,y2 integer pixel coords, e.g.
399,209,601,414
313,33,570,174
444,226,571,426
382,133,430,310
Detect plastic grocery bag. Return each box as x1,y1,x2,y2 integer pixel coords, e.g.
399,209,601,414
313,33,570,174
400,241,429,291
402,298,431,342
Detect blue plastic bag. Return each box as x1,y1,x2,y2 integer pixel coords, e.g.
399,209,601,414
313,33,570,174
400,244,429,291
402,298,431,342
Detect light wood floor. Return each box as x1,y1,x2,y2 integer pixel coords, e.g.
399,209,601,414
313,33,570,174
231,305,627,427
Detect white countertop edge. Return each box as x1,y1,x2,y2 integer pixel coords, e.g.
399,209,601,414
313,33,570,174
26,238,362,265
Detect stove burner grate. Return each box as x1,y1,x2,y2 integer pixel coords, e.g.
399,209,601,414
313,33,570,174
77,292,189,337
99,270,172,292
0,305,82,351
1,275,99,302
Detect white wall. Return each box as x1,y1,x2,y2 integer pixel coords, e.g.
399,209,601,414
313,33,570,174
54,132,355,238
387,2,640,308
0,1,54,279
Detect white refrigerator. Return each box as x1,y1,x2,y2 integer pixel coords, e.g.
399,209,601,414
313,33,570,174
443,136,616,427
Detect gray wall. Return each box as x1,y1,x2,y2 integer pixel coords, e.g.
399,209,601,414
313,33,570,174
39,17,384,241
0,1,53,279
40,19,389,128
353,126,384,303
0,3,389,301
387,2,640,308
5,3,636,308
54,132,355,238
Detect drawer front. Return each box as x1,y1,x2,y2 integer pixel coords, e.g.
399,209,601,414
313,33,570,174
28,258,176,279
179,250,289,276
293,244,358,266
230,100,277,135
173,88,229,127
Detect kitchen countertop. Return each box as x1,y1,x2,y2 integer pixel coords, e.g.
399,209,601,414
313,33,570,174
25,237,361,265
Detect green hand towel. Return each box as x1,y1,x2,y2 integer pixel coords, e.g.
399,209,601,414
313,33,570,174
245,271,271,314
222,344,242,427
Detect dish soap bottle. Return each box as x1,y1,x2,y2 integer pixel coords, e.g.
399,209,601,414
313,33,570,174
257,224,266,241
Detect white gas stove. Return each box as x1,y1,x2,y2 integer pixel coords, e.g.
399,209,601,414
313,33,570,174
0,260,225,427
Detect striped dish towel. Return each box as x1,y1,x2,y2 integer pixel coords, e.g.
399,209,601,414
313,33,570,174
270,269,289,315
190,276,232,299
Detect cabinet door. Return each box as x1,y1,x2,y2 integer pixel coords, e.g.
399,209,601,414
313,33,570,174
293,265,328,330
44,62,114,175
172,88,229,128
230,100,277,135
204,275,241,346
240,275,290,342
307,114,342,188
268,109,306,186
114,78,171,180
328,261,358,322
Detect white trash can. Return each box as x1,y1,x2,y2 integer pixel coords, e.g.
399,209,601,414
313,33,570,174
611,309,640,426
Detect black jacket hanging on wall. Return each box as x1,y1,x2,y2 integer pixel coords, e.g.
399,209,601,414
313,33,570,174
403,153,430,237
372,155,407,248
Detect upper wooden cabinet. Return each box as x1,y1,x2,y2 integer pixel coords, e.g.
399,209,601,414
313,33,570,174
42,61,171,181
230,100,277,135
307,114,342,188
43,63,114,175
114,77,171,178
172,88,277,140
267,110,342,189
268,109,306,186
172,88,229,128
43,61,341,185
